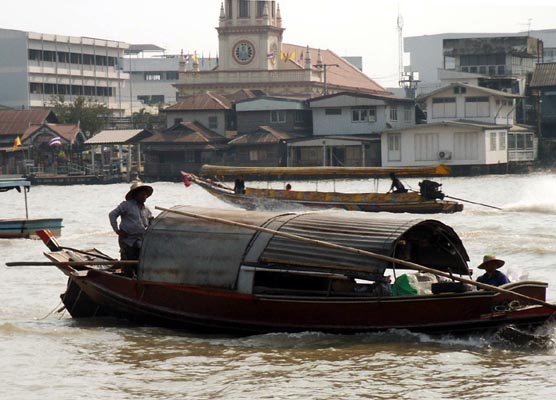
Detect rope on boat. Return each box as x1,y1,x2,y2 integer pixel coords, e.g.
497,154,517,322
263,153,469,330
38,300,64,320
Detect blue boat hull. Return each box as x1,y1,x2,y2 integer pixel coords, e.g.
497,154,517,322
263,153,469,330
0,218,63,238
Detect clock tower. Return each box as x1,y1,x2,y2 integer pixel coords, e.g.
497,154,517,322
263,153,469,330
217,0,284,71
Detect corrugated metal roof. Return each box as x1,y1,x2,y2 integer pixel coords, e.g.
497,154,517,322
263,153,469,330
165,92,233,111
417,82,521,100
85,129,152,145
141,121,227,144
0,110,56,136
140,207,470,289
530,63,556,88
228,126,303,146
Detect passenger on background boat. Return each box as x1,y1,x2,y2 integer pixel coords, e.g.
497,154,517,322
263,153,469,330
109,181,154,274
387,173,407,194
234,175,246,194
476,255,510,287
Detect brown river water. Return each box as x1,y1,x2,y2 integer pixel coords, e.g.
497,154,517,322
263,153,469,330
1,173,556,399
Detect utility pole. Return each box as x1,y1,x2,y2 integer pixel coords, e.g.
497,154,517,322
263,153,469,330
314,63,339,95
397,11,404,88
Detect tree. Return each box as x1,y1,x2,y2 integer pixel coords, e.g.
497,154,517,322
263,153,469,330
132,108,165,131
50,96,112,137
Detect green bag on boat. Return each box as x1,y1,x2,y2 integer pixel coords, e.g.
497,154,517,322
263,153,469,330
392,274,418,296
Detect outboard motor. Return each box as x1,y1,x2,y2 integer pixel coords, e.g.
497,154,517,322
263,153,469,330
419,180,445,200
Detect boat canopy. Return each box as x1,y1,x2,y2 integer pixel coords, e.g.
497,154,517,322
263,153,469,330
139,206,470,289
199,164,451,178
0,179,30,192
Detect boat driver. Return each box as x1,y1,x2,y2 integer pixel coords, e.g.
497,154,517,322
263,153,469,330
387,173,408,194
475,255,510,287
109,181,154,272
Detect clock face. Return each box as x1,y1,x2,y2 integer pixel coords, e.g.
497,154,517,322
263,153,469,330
233,41,255,64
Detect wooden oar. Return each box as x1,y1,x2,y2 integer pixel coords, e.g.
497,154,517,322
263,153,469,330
6,260,138,267
156,206,556,311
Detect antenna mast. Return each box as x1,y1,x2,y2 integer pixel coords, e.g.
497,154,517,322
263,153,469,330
397,10,404,88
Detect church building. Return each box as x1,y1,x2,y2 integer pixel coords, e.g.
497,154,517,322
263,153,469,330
174,1,388,98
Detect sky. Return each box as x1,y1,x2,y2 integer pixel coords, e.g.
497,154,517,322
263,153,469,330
1,0,555,87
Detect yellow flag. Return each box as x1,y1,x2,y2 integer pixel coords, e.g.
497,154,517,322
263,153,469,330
281,51,288,61
13,136,21,151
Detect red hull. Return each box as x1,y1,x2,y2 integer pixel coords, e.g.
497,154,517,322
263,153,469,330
62,270,554,335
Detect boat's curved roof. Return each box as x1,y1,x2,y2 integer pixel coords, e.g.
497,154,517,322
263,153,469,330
139,206,470,288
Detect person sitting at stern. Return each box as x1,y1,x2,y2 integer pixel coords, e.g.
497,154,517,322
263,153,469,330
476,255,510,287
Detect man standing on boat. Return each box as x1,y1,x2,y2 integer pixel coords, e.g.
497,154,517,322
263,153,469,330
109,181,154,270
234,175,246,194
476,255,510,287
388,173,407,193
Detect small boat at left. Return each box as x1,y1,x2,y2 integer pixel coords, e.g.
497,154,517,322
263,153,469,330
0,178,63,238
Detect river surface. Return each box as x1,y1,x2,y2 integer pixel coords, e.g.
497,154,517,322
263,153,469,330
1,173,556,399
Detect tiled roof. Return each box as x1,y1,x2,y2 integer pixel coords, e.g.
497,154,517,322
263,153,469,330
165,92,233,111
530,63,556,88
225,89,267,103
229,126,304,146
21,123,82,144
0,110,56,136
282,44,388,95
141,121,227,145
85,129,153,145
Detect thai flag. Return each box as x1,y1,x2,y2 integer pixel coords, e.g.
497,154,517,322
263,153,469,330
266,52,275,59
49,137,62,146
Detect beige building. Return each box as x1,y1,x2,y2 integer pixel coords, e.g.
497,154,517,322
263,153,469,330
175,0,387,98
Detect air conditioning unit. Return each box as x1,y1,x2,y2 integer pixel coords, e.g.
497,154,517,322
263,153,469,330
438,150,452,160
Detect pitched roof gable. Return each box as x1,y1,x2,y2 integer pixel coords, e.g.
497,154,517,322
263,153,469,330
229,126,304,146
417,82,521,100
165,92,233,111
21,122,82,144
142,121,227,144
0,110,57,136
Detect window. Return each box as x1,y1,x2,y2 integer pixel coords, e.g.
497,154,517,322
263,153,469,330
325,108,342,115
490,132,497,151
239,0,249,18
414,133,439,161
145,73,162,81
498,131,506,151
28,49,41,61
166,71,179,80
387,133,401,161
432,97,456,119
270,110,286,123
404,105,412,121
465,96,490,118
257,0,266,17
454,132,479,160
294,110,305,123
351,107,376,123
250,149,266,161
184,151,196,163
226,0,233,18
208,116,218,129
389,106,398,121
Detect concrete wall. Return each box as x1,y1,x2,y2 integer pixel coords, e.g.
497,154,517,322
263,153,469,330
0,29,29,109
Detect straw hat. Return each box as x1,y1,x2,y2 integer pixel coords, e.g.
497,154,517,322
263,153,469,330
125,181,153,200
477,255,505,270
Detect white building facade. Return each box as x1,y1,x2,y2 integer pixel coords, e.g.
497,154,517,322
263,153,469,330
0,28,129,114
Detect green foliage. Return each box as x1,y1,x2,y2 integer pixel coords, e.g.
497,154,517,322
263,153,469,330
132,108,164,130
50,96,112,137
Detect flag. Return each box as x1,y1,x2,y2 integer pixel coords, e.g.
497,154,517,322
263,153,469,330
266,52,275,59
13,136,21,151
288,51,296,61
49,137,62,147
182,173,192,187
281,51,296,61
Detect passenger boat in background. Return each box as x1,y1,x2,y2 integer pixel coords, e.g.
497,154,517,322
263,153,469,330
182,164,463,214
37,206,553,335
0,179,62,238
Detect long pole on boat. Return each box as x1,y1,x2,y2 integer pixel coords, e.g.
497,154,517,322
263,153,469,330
6,260,138,267
156,206,556,311
443,195,503,211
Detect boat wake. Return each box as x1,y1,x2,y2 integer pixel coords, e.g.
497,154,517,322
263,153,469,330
503,202,556,214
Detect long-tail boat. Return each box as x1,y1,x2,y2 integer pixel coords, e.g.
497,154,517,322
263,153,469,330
33,206,554,336
182,164,463,214
0,179,62,238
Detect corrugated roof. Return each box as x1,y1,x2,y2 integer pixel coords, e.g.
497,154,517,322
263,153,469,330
141,121,227,145
0,110,56,136
228,126,304,146
21,123,82,144
282,44,388,95
85,129,152,145
530,63,556,88
165,92,233,111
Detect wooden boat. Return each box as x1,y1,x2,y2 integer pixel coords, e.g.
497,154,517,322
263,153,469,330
182,164,463,214
39,206,554,336
0,179,62,238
